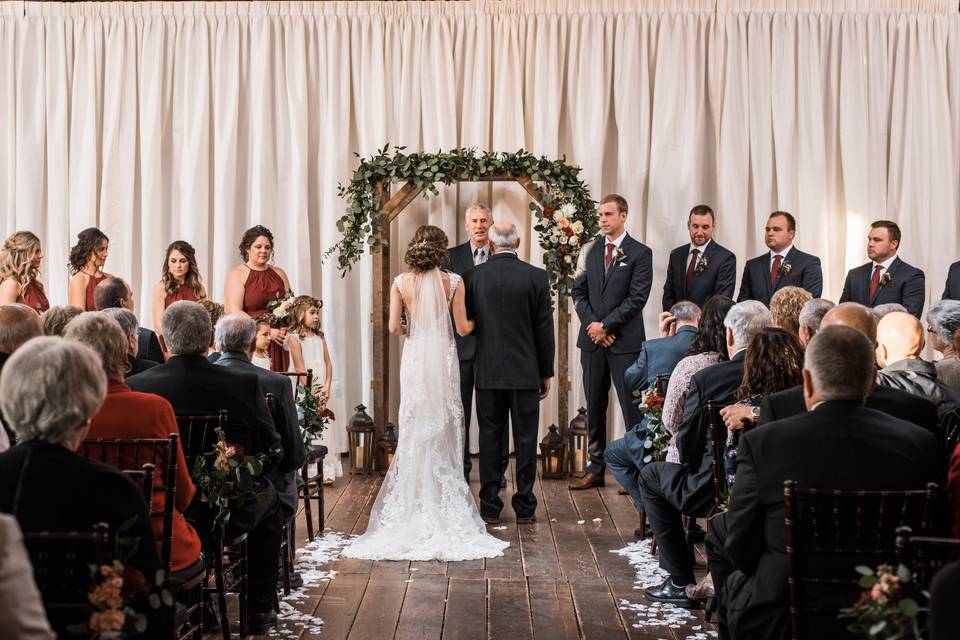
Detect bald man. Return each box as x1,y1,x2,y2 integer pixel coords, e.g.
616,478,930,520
758,303,939,433
876,312,960,438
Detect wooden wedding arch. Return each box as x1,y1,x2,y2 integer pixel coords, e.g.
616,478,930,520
328,148,598,471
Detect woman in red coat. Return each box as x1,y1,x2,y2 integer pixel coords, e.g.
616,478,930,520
65,311,202,575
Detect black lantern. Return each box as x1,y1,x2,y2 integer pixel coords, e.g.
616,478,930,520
539,424,567,479
347,404,376,475
378,421,398,471
568,407,589,477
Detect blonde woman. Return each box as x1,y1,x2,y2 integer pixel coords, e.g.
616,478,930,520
0,231,49,313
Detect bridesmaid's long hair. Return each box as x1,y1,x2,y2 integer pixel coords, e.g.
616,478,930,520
161,240,205,297
287,295,324,339
0,231,44,296
404,225,448,272
68,228,109,275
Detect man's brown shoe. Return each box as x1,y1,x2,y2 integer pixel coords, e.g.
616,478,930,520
568,473,605,490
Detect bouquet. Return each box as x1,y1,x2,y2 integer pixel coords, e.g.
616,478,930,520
633,387,670,463
262,292,297,328
191,427,278,535
839,564,925,639
297,382,335,447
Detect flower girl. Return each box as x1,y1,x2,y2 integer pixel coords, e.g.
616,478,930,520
287,295,340,482
251,320,273,370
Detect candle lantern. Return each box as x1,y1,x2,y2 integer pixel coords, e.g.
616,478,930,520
568,407,589,477
539,424,567,479
347,404,376,475
378,421,399,471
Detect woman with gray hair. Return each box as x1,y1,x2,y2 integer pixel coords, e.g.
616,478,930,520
100,307,159,376
0,337,159,634
65,313,202,575
928,300,960,393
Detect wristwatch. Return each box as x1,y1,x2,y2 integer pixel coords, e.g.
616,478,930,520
750,406,761,420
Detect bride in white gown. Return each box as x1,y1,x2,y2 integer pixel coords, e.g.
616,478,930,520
342,225,509,561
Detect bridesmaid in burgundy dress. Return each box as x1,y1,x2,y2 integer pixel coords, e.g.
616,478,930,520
0,231,50,314
67,228,111,311
151,241,207,350
225,225,292,372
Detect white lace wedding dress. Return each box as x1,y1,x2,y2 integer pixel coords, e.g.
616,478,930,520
342,269,509,561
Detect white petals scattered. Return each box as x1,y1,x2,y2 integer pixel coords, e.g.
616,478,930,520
592,518,602,523
492,525,508,530
577,519,586,524
277,531,352,634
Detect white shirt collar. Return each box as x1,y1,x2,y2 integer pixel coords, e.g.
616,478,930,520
689,239,711,255
770,244,793,260
470,241,489,254
873,254,897,272
605,231,627,249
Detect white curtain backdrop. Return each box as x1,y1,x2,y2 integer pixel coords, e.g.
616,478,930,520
2,0,959,450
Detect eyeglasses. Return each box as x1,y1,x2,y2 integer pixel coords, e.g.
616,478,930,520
927,326,936,333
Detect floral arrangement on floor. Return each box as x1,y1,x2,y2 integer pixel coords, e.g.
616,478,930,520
839,563,925,639
297,382,334,447
191,427,278,535
633,387,670,463
327,145,598,297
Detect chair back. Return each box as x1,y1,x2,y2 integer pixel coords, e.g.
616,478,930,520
654,374,669,396
277,369,315,396
22,522,110,632
783,480,939,640
123,462,156,505
705,400,731,514
175,410,228,464
895,525,960,590
79,434,179,573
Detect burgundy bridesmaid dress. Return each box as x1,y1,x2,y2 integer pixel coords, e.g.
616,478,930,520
242,267,290,372
17,281,49,314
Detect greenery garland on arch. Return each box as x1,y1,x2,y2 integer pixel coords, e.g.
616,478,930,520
326,146,599,297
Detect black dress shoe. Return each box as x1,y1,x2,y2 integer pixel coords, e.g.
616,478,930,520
643,578,702,609
481,515,501,525
247,609,278,635
516,514,537,524
280,571,304,589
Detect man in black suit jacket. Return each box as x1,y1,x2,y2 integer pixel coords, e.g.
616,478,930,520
758,302,939,434
606,301,699,520
443,203,507,483
662,205,736,310
737,211,823,306
94,276,164,363
571,194,652,490
214,314,306,520
465,222,554,524
127,301,283,633
639,301,771,606
941,260,960,300
839,220,925,318
706,326,941,640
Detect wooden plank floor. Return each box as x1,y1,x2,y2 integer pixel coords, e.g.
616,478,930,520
211,456,717,640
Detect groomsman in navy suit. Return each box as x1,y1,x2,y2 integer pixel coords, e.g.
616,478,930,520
662,204,736,311
942,260,960,300
570,194,653,490
839,220,926,318
737,211,823,306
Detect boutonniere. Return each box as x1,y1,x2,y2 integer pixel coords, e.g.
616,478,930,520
695,254,708,273
879,272,894,288
613,247,627,266
780,261,793,276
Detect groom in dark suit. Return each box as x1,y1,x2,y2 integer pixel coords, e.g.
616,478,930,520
737,211,823,306
570,194,652,490
839,220,926,318
662,205,736,310
465,222,555,524
444,203,508,484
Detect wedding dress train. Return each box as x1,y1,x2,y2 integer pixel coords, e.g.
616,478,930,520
342,268,508,561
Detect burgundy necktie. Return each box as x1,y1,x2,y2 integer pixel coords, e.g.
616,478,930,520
686,249,700,289
868,264,883,300
604,243,615,272
770,255,783,287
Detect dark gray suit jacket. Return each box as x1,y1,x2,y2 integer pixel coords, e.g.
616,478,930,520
444,241,480,361
662,241,736,311
737,246,823,306
624,324,697,393
839,256,926,318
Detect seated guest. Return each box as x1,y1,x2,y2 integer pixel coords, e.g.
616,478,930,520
606,300,702,526
0,304,43,452
0,338,160,634
200,300,225,362
873,302,909,319
928,300,960,393
93,277,164,363
876,311,960,439
705,326,941,640
929,560,960,640
759,303,939,433
40,304,82,337
796,298,834,348
639,300,771,607
769,286,812,339
65,312,202,576
0,514,55,639
950,442,960,538
624,300,700,392
214,314,305,527
101,308,159,376
127,301,282,634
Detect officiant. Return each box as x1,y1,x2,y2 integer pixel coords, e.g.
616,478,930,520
444,203,509,485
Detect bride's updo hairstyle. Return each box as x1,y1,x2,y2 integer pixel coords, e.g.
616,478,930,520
404,225,448,272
